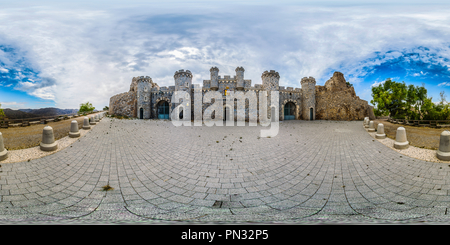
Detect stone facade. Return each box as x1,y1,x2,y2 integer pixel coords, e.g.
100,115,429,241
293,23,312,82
109,91,137,118
109,68,375,121
315,71,375,121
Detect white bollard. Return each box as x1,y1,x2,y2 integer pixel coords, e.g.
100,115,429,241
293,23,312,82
0,132,8,161
368,121,375,132
82,117,91,130
69,120,80,138
375,123,386,139
437,130,450,161
394,127,409,149
40,126,58,151
90,116,96,125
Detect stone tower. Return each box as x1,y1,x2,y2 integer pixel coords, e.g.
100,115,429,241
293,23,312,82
261,70,280,121
210,67,219,91
261,70,280,91
136,76,153,119
174,69,193,119
301,76,316,120
174,69,193,92
235,66,245,90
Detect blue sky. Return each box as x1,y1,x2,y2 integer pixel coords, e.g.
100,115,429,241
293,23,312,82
0,0,449,109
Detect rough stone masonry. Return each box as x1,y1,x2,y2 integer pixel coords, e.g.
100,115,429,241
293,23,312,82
109,68,375,121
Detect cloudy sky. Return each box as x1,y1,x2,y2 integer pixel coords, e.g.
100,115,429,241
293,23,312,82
0,0,450,110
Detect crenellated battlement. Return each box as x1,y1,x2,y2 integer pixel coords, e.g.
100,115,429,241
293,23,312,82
300,76,316,86
134,76,153,83
235,66,245,72
174,69,193,79
261,70,280,79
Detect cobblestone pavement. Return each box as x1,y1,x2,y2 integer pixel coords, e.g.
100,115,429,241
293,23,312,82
2,117,450,224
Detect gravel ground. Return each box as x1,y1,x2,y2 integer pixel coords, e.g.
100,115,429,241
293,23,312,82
1,116,87,150
367,120,448,163
373,119,446,150
0,123,97,163
0,112,103,164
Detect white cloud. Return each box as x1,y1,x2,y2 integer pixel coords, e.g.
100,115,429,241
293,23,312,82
438,82,450,86
0,101,27,110
0,2,450,108
371,80,385,88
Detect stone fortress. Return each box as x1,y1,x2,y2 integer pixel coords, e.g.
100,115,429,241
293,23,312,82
109,67,376,122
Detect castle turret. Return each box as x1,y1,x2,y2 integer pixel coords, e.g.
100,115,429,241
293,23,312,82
261,70,280,91
301,76,316,120
261,70,280,121
235,66,245,90
174,69,193,92
137,76,153,119
210,66,219,91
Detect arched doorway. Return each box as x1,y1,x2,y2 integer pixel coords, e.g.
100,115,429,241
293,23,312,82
157,101,170,119
310,108,313,121
284,102,295,120
140,108,143,119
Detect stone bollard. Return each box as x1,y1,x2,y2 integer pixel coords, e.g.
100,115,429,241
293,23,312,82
95,114,99,122
40,126,58,151
90,116,96,125
82,117,91,130
368,121,375,132
394,127,409,149
437,130,450,161
364,118,369,128
0,132,8,161
375,123,386,139
69,120,80,138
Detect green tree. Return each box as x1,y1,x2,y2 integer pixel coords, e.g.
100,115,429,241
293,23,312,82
371,79,432,120
79,102,95,114
0,103,5,120
103,106,109,111
404,83,428,120
440,91,447,104
416,94,450,121
371,79,407,119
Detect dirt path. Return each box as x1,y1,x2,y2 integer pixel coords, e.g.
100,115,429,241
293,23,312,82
373,119,447,150
1,113,103,150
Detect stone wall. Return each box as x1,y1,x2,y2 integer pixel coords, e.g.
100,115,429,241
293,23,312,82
109,68,375,121
301,77,316,120
109,91,137,118
315,71,375,121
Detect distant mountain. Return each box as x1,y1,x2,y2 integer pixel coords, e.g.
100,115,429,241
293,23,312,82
0,108,78,120
18,108,79,117
3,109,40,119
2,107,81,119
